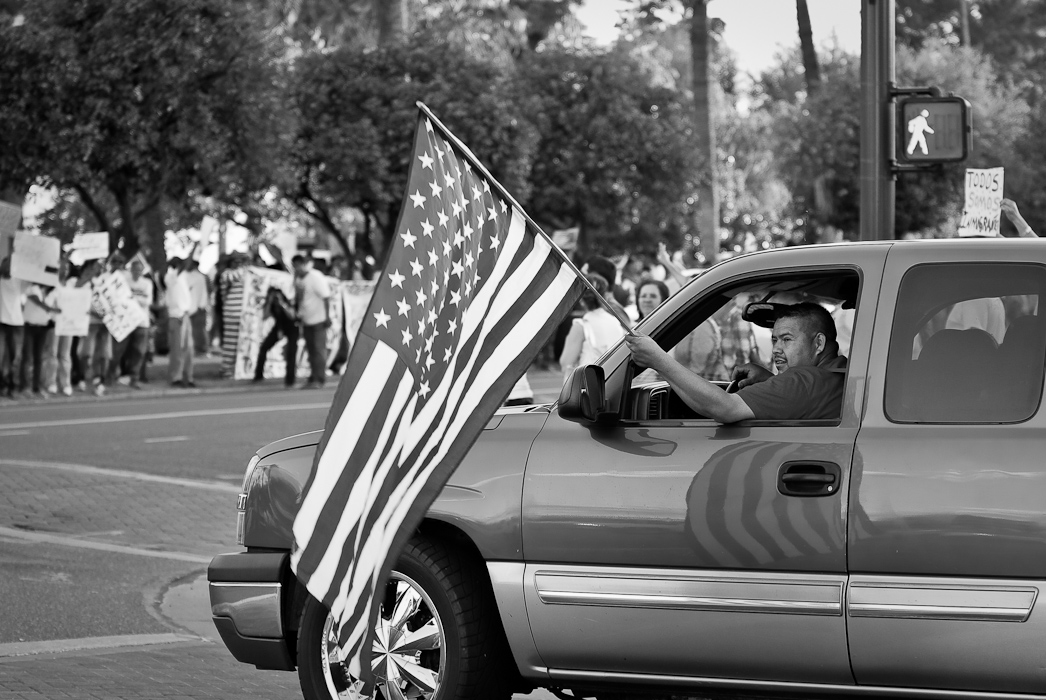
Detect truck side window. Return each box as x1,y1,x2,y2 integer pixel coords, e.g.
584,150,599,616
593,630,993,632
885,263,1046,423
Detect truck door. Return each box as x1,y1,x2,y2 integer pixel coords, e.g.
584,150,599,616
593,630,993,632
521,244,889,688
850,241,1046,694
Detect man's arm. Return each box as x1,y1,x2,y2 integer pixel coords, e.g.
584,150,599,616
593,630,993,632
625,334,754,423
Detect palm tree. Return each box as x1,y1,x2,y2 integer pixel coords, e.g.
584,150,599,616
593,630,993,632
688,0,718,264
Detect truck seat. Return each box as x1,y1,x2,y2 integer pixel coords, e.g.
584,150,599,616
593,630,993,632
913,328,999,421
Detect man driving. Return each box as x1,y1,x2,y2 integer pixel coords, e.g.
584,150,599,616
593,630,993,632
624,302,847,422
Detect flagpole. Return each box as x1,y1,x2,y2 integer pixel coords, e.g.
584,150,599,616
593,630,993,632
416,102,636,336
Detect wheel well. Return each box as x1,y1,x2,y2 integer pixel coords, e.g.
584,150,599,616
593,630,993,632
286,518,526,688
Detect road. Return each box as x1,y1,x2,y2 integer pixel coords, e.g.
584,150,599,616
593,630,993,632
0,379,565,700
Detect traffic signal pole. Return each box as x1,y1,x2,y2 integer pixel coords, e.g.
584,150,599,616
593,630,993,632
859,0,896,241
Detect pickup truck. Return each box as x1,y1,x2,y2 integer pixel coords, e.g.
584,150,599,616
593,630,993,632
208,238,1046,700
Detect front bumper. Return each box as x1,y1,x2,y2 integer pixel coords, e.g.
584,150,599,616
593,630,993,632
208,551,295,671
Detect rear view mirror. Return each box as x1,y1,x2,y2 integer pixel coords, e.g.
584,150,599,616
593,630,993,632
742,302,779,329
558,365,608,423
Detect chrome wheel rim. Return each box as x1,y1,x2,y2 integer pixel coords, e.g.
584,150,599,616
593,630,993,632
320,572,445,700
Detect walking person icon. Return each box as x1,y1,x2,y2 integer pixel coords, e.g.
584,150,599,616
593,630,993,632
907,109,935,155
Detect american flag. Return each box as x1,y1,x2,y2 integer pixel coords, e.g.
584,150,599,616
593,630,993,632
290,105,586,685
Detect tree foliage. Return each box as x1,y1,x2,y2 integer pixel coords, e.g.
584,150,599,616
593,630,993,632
517,46,700,258
0,0,288,270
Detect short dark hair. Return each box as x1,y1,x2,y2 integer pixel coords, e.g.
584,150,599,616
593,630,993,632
291,254,307,265
775,302,838,348
586,256,617,289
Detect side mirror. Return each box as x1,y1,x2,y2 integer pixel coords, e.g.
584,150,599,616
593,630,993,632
558,365,608,423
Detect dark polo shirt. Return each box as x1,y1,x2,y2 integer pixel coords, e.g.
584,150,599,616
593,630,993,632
736,354,848,420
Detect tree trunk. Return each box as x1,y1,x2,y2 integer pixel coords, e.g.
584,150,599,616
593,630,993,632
0,186,24,254
140,198,168,278
958,0,970,46
374,0,407,45
688,0,718,265
797,0,821,94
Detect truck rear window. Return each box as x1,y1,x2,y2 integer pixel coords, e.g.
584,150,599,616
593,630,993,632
885,263,1046,423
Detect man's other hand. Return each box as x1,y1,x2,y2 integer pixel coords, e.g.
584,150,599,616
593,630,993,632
732,362,772,389
623,334,668,371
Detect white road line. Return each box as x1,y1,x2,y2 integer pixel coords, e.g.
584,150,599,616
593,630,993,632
0,633,203,660
0,430,29,437
0,526,213,563
0,459,240,493
0,401,329,430
143,435,190,443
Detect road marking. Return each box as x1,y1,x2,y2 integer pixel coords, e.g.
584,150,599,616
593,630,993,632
0,401,329,430
0,633,203,660
0,526,213,564
0,430,30,437
143,435,190,443
0,459,240,493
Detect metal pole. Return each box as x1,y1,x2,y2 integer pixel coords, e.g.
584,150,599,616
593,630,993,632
859,0,896,241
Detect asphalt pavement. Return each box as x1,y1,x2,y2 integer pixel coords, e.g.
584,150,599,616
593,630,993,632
0,355,567,700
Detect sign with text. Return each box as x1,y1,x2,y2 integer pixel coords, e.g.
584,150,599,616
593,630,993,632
11,232,60,286
92,272,146,342
896,96,971,164
958,167,1005,237
69,232,109,265
54,286,92,337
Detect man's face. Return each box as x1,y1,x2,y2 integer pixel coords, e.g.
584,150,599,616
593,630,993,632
131,261,143,279
293,261,307,278
771,316,824,373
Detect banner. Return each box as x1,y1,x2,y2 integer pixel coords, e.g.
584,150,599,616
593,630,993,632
92,272,146,342
231,267,375,380
68,232,109,265
958,167,1005,237
11,232,60,286
54,286,92,337
0,200,20,236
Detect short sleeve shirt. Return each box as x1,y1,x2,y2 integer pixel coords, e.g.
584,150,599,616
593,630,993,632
0,277,28,326
737,354,848,421
295,269,332,326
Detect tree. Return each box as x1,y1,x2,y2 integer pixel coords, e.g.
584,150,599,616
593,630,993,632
288,33,535,267
0,0,288,272
517,46,700,258
796,0,821,93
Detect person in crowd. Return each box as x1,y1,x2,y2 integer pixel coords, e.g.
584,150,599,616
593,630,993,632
253,284,298,387
292,253,332,389
559,273,624,379
715,292,769,380
636,279,670,321
632,278,724,383
0,255,27,399
656,242,694,292
219,253,247,378
121,256,154,389
46,256,77,396
78,259,111,396
21,281,59,397
584,256,629,322
626,302,846,422
165,245,198,388
186,258,210,355
1002,198,1039,238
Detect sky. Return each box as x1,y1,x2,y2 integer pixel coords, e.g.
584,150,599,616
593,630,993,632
576,0,862,80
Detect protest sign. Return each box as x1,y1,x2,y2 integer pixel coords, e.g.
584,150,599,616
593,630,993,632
958,167,1005,237
92,272,146,342
231,267,375,380
0,200,20,236
68,232,109,265
11,232,60,286
54,286,92,337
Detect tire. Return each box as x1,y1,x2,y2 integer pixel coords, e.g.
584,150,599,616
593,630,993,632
297,536,514,700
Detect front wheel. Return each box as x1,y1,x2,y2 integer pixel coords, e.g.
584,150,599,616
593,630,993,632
297,536,514,700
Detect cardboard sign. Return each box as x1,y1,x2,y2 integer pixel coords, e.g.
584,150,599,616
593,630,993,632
92,272,146,342
11,232,60,286
958,167,1005,237
54,286,92,337
0,200,20,236
68,232,109,265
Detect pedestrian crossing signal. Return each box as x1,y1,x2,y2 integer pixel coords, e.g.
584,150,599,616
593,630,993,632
896,96,971,164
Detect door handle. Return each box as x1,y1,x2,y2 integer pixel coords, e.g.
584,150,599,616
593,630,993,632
778,461,841,497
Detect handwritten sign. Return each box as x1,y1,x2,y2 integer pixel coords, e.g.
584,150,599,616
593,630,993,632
68,232,109,265
958,167,1005,237
92,273,146,342
54,286,92,337
11,232,60,286
0,201,20,236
